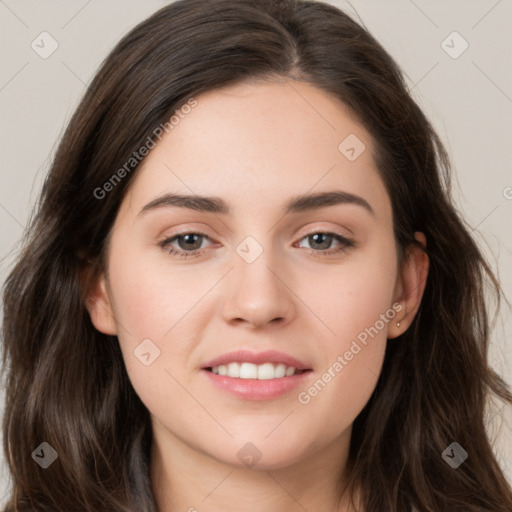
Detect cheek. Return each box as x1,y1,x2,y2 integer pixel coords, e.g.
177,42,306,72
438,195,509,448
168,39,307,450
296,241,397,422
106,254,214,435
105,244,212,390
107,243,213,338
307,236,398,346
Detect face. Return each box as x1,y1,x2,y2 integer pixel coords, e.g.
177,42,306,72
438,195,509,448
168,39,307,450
88,79,424,470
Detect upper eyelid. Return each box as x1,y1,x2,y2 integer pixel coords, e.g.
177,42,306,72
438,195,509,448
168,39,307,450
158,218,354,240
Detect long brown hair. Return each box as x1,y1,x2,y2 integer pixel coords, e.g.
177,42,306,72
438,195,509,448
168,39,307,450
2,0,511,510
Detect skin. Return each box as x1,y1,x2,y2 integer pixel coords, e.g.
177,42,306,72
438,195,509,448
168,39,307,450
87,79,429,512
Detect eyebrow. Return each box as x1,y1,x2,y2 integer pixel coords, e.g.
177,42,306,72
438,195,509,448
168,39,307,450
138,190,375,217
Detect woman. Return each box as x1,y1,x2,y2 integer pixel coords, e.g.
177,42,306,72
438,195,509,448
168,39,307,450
2,0,511,510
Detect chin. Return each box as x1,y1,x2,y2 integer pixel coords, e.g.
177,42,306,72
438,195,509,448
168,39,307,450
210,436,312,471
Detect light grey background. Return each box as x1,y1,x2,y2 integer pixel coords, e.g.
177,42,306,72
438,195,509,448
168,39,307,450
1,0,511,504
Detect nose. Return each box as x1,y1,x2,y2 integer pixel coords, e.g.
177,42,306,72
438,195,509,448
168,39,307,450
221,243,296,330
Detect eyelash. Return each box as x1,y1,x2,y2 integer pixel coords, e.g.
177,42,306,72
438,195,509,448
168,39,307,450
158,231,356,259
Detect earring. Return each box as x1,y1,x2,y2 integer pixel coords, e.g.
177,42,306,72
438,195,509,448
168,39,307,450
396,322,401,327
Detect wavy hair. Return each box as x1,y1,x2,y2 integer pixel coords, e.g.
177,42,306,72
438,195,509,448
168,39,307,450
2,0,511,510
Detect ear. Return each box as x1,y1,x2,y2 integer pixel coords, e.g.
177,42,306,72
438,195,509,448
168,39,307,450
387,232,429,339
84,271,118,336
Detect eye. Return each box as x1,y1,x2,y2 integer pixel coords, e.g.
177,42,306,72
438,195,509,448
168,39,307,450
159,230,355,259
159,232,212,259
295,231,355,256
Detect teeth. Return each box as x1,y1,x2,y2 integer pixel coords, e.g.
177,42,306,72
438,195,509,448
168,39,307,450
274,363,286,378
257,362,274,380
227,362,240,378
210,362,298,379
285,366,295,376
240,362,257,379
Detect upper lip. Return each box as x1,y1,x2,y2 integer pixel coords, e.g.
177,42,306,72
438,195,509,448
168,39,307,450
202,350,311,370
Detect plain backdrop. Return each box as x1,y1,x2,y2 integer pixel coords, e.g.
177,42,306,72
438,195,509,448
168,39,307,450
0,0,511,504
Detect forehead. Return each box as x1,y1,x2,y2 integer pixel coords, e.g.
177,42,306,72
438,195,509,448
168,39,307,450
120,80,391,222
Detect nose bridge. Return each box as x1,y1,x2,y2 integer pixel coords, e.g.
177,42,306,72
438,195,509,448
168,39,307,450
222,233,295,327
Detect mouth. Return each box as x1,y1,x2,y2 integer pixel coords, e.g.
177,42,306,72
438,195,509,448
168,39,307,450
201,350,313,400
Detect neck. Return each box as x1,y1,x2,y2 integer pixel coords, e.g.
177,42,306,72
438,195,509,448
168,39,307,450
149,419,361,512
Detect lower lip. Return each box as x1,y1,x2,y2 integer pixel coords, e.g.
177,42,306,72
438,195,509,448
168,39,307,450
202,369,312,400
